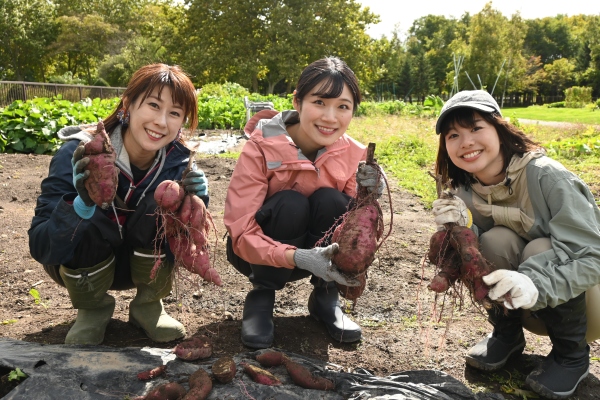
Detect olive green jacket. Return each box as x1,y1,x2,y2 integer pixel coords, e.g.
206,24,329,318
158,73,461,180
456,151,600,310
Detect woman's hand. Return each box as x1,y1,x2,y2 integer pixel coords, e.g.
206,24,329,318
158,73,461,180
71,142,94,206
182,170,208,197
432,197,472,229
483,270,539,309
293,244,360,286
356,161,386,197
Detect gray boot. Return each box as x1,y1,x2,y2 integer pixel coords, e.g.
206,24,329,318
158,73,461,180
526,293,589,399
466,305,526,371
308,280,362,343
129,249,185,342
59,257,116,345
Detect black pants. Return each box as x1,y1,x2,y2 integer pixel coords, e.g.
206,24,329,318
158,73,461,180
43,194,163,290
227,188,352,290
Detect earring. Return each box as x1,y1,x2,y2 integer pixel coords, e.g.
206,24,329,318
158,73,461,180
117,108,130,127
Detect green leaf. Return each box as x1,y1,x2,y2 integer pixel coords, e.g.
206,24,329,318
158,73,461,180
8,368,27,381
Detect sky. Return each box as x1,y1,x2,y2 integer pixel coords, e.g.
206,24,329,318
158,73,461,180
357,0,600,38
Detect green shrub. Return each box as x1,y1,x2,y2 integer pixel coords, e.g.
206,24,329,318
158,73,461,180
0,96,117,154
546,101,565,108
565,86,592,108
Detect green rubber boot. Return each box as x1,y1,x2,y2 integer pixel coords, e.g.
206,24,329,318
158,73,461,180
129,249,185,342
59,257,116,345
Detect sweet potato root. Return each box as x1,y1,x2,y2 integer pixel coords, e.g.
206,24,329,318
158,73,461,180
83,121,118,209
241,362,281,385
327,144,389,302
155,180,185,213
143,382,187,400
255,349,286,367
211,356,236,383
332,203,381,275
449,225,494,301
283,358,335,391
426,176,497,303
174,336,212,361
137,365,166,381
336,271,367,301
185,368,212,399
155,178,221,286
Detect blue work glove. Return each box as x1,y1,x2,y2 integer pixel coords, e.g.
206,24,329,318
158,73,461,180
182,169,208,197
71,142,96,219
356,161,386,197
294,244,360,286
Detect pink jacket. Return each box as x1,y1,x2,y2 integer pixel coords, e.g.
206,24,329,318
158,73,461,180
224,109,367,268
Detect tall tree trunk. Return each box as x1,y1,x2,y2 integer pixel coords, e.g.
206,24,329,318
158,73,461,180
252,75,259,93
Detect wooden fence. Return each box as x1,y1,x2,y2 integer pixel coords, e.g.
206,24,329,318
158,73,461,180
0,81,126,107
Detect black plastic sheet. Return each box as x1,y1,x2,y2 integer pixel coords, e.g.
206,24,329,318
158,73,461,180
0,338,504,399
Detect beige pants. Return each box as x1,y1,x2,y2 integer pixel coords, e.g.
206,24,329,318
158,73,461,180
480,226,600,343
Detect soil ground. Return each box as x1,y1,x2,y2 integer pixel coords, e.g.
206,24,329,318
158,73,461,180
0,131,599,399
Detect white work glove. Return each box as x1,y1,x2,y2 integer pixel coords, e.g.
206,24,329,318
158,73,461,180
294,244,360,287
356,161,386,197
432,197,472,229
483,270,539,309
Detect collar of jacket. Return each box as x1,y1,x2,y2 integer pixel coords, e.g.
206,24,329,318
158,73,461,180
470,150,545,202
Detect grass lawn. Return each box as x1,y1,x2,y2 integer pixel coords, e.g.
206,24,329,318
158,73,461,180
347,114,600,206
502,105,600,125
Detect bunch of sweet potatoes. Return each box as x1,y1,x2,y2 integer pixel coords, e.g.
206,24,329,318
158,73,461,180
330,143,388,301
83,121,119,209
426,183,496,303
154,167,221,285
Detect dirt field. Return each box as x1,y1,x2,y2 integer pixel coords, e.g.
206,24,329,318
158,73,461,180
1,134,599,399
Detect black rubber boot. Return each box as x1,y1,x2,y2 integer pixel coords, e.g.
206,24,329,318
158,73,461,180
241,286,276,349
526,293,589,399
308,280,361,343
466,305,526,371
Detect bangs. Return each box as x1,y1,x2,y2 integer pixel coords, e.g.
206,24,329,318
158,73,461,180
140,71,195,115
311,74,345,99
441,108,479,135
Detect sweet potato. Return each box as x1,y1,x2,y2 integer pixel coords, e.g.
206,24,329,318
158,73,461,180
153,164,221,286
83,121,118,209
143,382,187,400
283,358,334,391
184,368,212,399
137,365,166,381
168,236,222,286
174,336,212,361
428,248,461,293
155,180,185,213
255,349,285,367
241,362,281,385
426,177,497,303
336,271,367,301
327,144,390,302
449,225,493,301
211,356,236,383
332,203,381,275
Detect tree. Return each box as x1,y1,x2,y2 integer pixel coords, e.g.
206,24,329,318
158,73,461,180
542,58,575,96
524,16,576,63
0,0,58,81
181,0,377,93
408,15,462,95
460,3,526,96
49,14,119,84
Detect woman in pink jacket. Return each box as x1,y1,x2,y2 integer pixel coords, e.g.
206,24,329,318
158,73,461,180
224,57,385,349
